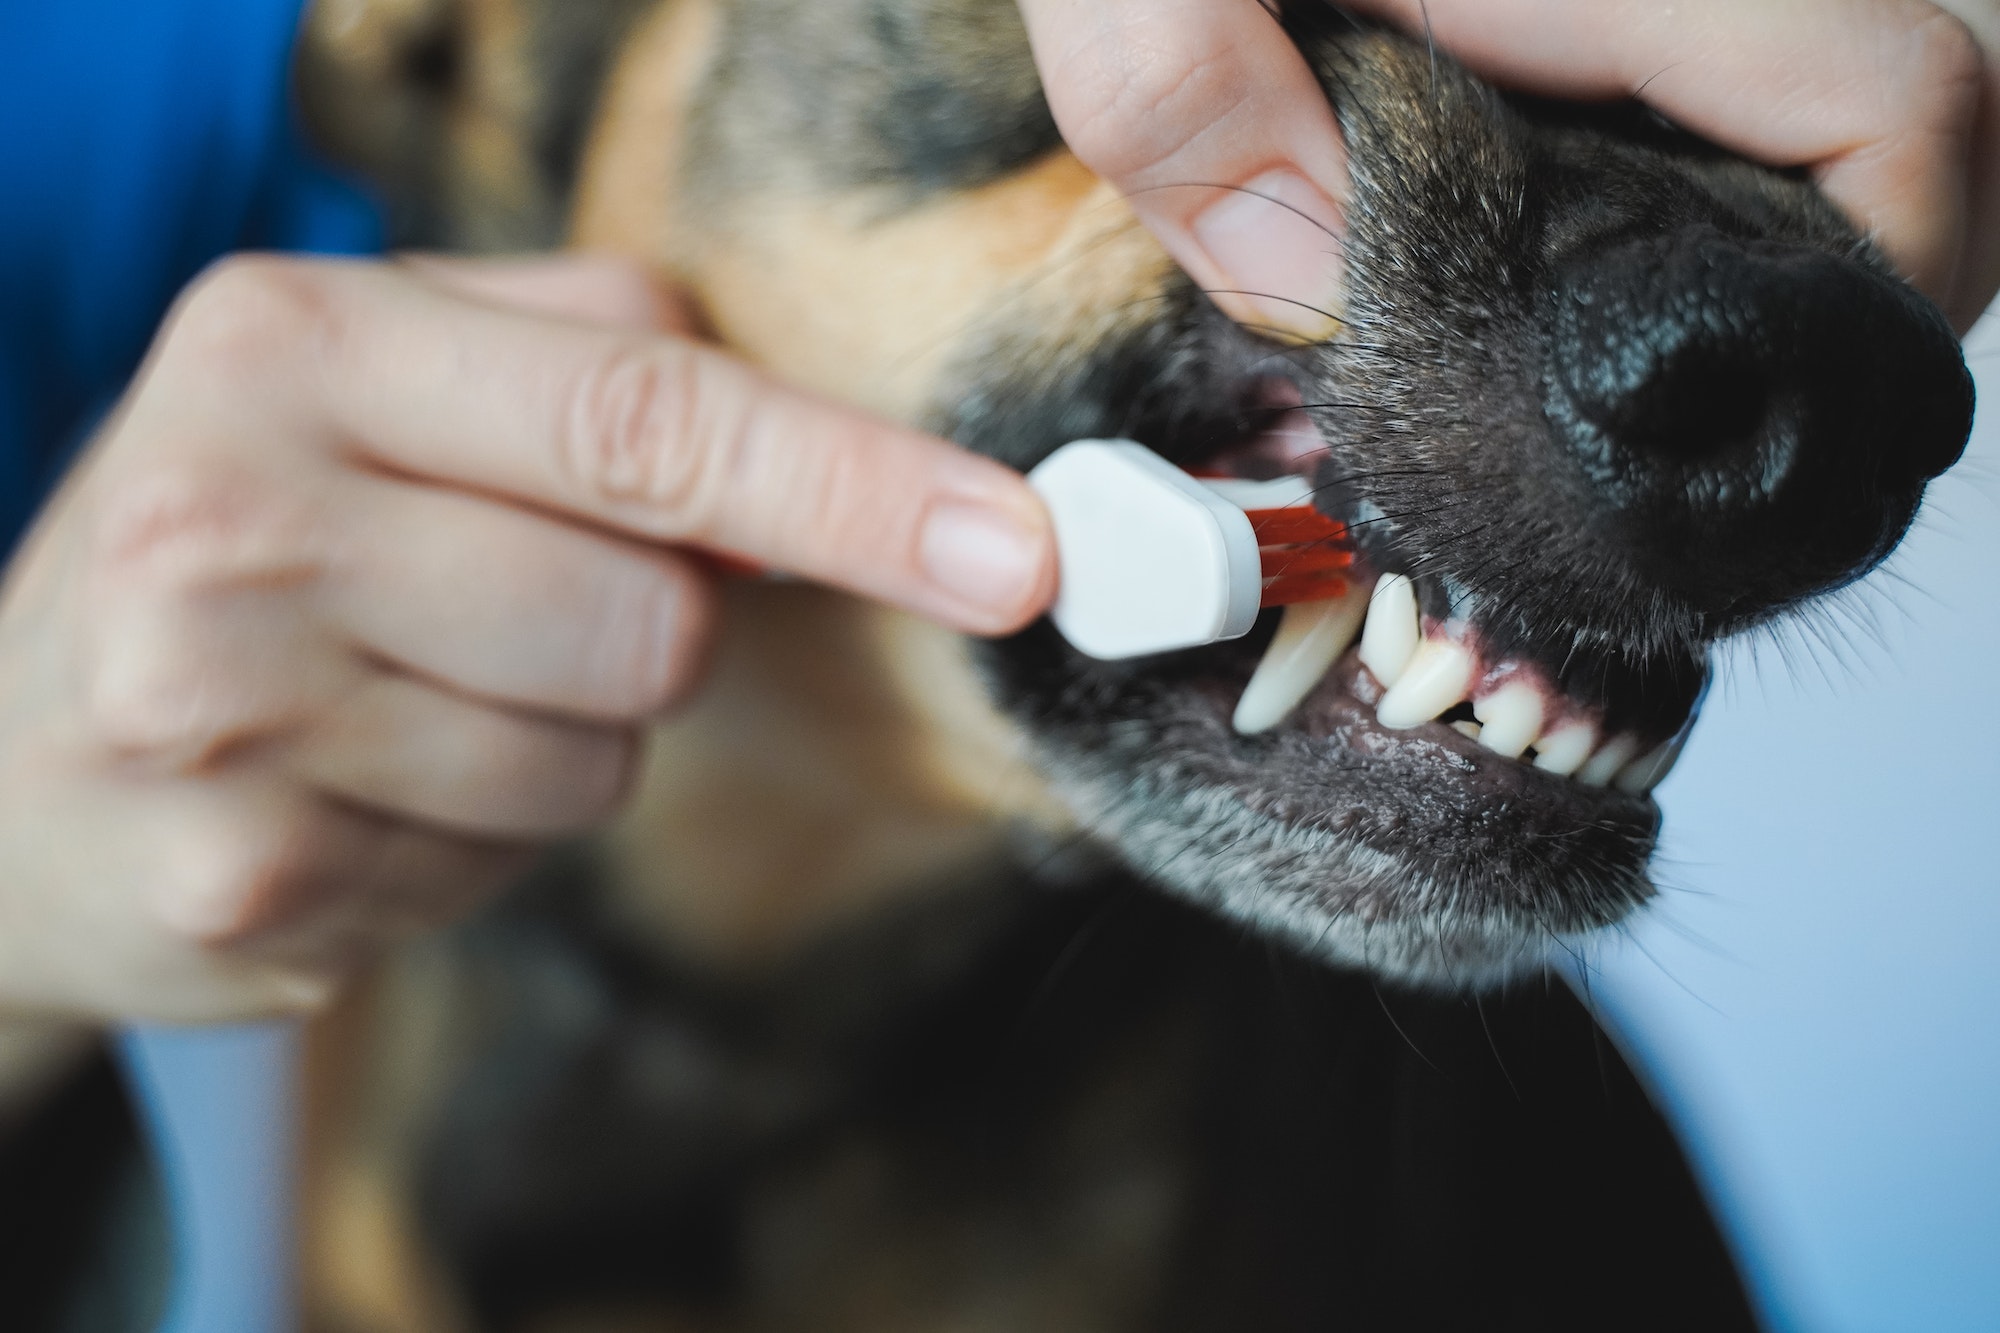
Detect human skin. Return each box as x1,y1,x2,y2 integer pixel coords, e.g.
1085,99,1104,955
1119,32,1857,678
1019,0,2000,333
0,0,1993,1023
0,254,1056,1021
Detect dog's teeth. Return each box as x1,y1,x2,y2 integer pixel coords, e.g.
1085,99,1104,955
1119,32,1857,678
1530,720,1596,776
1576,733,1640,788
1473,680,1543,759
1450,720,1483,740
1614,735,1686,794
1358,574,1419,686
1232,585,1371,735
1375,637,1475,729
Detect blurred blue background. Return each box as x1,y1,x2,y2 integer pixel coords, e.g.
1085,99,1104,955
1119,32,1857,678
1585,305,2000,1332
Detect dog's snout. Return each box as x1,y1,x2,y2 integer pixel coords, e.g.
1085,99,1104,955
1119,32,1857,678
1542,224,1974,618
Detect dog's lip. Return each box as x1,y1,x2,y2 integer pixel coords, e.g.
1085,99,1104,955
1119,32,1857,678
1197,396,1705,763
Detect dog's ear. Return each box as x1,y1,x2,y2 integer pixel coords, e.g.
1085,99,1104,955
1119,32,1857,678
297,0,656,250
295,0,475,235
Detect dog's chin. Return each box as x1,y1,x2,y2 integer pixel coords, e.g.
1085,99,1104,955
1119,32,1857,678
984,622,1661,989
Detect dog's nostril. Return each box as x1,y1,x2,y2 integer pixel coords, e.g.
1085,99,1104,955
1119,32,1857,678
1597,345,1789,496
1542,224,1973,616
1545,233,1813,510
1638,359,1767,462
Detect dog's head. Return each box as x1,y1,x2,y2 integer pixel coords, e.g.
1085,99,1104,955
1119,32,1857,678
303,0,1973,984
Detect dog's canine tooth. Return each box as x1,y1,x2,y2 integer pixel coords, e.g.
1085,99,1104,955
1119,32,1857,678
1357,574,1419,687
1233,584,1371,735
1614,735,1686,794
1375,637,1475,729
1531,720,1597,776
1576,733,1641,788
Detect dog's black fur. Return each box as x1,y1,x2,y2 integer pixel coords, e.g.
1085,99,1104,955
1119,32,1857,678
647,1,1973,982
287,1,1972,1328
954,14,1969,983
417,852,1755,1330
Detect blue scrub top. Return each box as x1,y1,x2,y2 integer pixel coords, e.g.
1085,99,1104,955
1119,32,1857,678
0,0,379,552
0,5,379,1329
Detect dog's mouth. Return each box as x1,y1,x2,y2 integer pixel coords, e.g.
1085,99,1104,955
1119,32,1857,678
979,370,1717,983
1197,386,1706,793
1200,394,1704,788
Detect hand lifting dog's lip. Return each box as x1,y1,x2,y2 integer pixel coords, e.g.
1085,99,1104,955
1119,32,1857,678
956,20,1974,986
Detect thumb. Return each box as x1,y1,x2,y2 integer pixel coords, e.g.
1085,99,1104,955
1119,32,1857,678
1018,0,1350,341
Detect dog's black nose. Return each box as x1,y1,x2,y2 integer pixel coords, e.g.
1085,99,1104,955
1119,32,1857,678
1543,225,1973,618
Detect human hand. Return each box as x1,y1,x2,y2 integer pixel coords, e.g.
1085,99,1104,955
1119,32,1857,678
0,253,1055,1023
1018,0,2000,333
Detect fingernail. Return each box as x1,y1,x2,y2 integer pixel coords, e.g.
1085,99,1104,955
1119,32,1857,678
919,501,1048,622
1190,169,1346,342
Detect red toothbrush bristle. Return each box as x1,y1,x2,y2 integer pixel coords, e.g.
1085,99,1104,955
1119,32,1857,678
1246,506,1353,607
1259,544,1351,578
1248,508,1347,545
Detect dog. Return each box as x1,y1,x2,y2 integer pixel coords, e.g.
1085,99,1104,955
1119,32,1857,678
291,1,1974,1329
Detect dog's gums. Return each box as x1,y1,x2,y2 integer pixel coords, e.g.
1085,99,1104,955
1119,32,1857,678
1210,413,1702,787
1236,573,1697,794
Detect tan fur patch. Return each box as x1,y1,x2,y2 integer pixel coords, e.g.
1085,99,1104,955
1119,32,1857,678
569,0,714,262
674,153,1166,419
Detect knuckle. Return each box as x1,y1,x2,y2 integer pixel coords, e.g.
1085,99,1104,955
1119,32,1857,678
559,344,749,534
81,645,262,769
156,812,322,948
89,456,283,584
168,254,339,379
77,463,314,759
83,652,202,757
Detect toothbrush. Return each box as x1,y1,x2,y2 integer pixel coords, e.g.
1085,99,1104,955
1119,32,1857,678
1026,439,1353,660
698,438,1353,663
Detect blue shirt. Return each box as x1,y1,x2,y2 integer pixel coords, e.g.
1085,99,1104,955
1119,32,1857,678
0,0,379,552
0,5,379,1329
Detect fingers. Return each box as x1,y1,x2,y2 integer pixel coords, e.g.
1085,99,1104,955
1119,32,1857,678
1016,0,1350,338
323,471,714,719
286,265,1055,634
289,672,638,840
1931,0,2000,327
1350,0,1993,325
143,776,531,955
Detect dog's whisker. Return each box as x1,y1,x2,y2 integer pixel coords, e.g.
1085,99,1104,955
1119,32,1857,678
1128,183,1349,248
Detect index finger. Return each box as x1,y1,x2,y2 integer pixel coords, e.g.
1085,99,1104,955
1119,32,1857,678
257,260,1056,635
